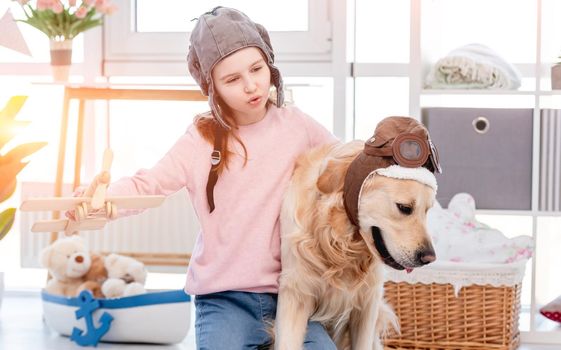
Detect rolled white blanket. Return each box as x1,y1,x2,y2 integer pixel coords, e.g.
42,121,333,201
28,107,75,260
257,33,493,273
427,193,533,264
425,43,522,90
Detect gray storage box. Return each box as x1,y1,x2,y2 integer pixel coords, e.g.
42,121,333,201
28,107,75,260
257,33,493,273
422,107,533,210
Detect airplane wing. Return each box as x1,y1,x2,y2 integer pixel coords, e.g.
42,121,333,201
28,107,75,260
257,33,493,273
31,218,107,233
20,197,91,212
107,195,166,209
20,195,165,212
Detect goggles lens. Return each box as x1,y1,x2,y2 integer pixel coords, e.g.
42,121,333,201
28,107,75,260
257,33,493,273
399,140,423,161
392,133,429,168
392,133,441,173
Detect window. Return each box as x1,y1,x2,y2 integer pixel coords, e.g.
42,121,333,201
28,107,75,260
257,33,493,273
135,1,308,32
355,0,409,63
103,0,332,75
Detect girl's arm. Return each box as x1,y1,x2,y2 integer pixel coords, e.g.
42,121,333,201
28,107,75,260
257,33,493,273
105,130,197,217
67,127,198,220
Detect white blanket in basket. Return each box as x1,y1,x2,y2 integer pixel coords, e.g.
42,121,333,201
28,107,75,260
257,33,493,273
428,193,533,265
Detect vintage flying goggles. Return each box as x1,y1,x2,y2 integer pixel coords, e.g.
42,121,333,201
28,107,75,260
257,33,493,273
365,132,442,174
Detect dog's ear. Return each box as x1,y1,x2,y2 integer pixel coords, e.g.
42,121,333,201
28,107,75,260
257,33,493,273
317,159,348,194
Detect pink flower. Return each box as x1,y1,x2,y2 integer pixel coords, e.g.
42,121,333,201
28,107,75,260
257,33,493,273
84,0,96,6
95,0,105,9
75,6,87,18
69,0,76,6
51,1,64,13
36,0,52,10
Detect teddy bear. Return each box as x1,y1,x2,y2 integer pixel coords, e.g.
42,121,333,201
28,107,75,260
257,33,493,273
101,253,147,298
76,253,108,298
40,236,92,297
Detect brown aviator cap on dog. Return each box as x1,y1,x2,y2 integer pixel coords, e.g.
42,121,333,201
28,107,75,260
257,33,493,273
343,116,441,227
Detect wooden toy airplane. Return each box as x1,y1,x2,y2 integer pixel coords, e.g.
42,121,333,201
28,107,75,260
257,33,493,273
20,149,165,235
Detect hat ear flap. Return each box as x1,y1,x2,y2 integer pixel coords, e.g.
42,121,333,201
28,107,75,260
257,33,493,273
255,23,274,61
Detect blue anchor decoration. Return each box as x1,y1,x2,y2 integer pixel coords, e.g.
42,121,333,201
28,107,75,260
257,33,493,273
70,290,114,347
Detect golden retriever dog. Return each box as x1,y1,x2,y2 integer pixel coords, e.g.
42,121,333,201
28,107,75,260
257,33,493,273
274,117,439,350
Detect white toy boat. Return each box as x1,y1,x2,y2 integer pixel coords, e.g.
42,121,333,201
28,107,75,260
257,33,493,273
42,289,191,346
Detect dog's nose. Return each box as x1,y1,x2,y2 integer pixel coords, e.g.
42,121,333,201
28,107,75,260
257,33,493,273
420,253,436,264
416,250,436,265
75,255,84,263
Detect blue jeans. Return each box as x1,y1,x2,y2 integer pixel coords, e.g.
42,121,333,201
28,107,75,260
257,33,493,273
194,291,337,350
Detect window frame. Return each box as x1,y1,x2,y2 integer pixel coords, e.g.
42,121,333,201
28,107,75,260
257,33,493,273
103,0,332,69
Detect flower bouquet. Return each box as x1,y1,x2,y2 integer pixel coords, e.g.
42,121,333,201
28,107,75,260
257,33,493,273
14,0,117,81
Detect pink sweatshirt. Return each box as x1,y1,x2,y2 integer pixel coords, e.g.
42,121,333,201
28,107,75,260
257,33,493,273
108,105,338,295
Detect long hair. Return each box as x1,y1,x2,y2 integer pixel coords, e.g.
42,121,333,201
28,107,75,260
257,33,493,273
194,95,251,175
195,48,281,173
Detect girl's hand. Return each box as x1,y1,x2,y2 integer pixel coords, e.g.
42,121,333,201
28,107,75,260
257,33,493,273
65,171,111,220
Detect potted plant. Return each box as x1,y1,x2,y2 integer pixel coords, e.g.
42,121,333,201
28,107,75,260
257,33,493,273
13,0,117,82
552,56,561,90
0,96,46,309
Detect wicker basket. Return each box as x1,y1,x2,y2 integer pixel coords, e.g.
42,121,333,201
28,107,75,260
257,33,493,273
382,262,525,350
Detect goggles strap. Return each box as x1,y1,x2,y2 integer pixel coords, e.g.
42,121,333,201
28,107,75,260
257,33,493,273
206,123,225,212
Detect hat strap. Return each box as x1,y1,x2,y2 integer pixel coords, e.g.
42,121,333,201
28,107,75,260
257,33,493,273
206,123,225,212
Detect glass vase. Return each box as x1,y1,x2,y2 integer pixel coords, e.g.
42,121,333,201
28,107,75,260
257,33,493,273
49,39,73,83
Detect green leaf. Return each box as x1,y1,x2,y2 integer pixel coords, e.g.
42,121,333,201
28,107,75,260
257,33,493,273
0,208,16,241
16,4,108,39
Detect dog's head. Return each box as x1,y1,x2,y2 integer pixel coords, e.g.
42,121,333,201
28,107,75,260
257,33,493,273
357,174,436,271
317,158,436,272
317,116,440,272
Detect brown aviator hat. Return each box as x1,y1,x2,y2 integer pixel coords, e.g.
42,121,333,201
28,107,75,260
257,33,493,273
187,7,284,129
343,116,442,227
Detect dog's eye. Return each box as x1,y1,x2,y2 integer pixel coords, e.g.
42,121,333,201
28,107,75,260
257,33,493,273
396,203,413,215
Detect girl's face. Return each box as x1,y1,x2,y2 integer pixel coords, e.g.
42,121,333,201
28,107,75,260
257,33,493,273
211,47,272,125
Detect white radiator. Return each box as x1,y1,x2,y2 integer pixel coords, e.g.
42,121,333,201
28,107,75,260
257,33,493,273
540,109,561,211
20,182,199,271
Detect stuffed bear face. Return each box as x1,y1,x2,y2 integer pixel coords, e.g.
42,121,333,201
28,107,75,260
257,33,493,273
104,253,146,285
40,236,92,282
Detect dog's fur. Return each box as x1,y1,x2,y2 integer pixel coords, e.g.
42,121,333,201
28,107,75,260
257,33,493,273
274,141,436,350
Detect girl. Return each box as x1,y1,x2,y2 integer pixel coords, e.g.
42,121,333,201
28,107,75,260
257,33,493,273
73,7,339,349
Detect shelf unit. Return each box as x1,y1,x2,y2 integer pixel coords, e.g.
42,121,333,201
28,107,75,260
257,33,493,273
407,0,561,344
